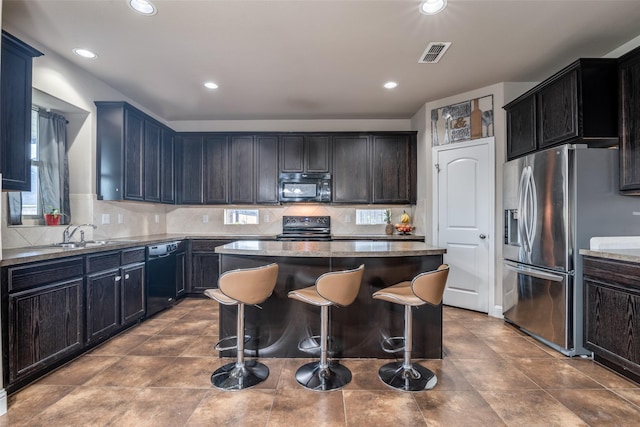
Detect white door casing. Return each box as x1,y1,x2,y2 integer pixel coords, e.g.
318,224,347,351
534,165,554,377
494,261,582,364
433,137,495,313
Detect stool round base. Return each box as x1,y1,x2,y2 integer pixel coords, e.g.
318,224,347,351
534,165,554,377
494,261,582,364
211,360,269,391
378,362,437,391
295,362,352,391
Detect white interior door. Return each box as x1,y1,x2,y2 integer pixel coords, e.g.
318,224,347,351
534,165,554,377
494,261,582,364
433,138,494,313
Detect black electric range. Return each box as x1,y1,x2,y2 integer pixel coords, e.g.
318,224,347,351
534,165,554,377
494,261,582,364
276,215,332,241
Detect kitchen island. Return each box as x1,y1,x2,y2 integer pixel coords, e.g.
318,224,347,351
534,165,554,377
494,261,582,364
215,240,446,359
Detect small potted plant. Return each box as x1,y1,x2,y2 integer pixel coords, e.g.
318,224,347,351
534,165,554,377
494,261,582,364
384,209,394,235
44,207,64,226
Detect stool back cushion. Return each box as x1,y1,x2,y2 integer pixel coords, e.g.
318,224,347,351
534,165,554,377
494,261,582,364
219,263,279,305
316,264,365,307
411,264,449,305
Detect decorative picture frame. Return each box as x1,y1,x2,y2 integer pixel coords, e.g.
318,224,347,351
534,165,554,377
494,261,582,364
431,95,494,146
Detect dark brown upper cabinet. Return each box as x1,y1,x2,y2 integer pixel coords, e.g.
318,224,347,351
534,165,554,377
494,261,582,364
333,135,371,203
96,101,174,203
504,59,618,160
506,96,537,159
1,31,43,191
371,134,416,204
332,132,417,204
619,45,640,193
203,134,229,204
279,134,331,173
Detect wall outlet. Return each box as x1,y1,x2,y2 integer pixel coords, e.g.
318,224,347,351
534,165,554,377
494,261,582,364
101,213,110,225
345,214,351,223
263,214,270,223
203,214,209,223
154,214,160,224
117,213,124,224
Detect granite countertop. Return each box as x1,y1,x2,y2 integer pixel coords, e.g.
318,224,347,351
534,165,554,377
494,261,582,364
580,248,640,264
1,233,430,266
215,240,445,257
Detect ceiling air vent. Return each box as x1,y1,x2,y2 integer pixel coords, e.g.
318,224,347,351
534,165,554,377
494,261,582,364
418,42,451,64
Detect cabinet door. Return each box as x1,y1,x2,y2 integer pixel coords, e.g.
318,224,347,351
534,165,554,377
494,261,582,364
144,120,162,202
176,252,186,297
121,263,145,326
203,134,229,204
229,135,255,204
306,135,331,173
333,135,370,203
506,96,537,160
371,135,411,204
1,34,40,192
177,135,204,204
8,278,83,384
279,135,304,172
538,69,579,148
86,268,121,344
160,128,176,204
256,135,279,204
620,53,640,192
190,252,220,293
123,108,145,201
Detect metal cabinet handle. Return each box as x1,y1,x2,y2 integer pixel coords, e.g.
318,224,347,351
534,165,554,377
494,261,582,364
125,274,130,280
479,234,487,239
115,276,122,282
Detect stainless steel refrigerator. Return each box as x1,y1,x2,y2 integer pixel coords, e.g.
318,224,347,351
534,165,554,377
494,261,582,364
503,144,638,356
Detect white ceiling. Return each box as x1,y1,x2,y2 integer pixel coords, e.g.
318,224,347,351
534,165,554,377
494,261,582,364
4,0,640,121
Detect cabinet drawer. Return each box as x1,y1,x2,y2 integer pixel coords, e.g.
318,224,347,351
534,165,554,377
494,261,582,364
8,257,84,292
121,247,145,265
191,240,232,252
583,257,640,291
86,251,120,274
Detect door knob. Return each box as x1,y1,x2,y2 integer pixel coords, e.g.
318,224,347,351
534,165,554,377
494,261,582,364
479,234,487,239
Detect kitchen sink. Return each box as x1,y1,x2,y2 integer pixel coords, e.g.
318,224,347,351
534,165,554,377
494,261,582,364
48,240,137,249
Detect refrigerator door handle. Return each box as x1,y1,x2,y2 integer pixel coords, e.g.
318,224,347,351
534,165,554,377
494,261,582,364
504,261,564,282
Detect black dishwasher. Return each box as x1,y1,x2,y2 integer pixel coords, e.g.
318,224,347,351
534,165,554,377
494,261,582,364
146,241,179,317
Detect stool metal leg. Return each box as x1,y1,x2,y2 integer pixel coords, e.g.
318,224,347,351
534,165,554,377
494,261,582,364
212,303,269,390
295,305,352,391
378,305,437,391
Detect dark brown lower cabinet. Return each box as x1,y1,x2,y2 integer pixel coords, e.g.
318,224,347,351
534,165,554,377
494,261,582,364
189,240,232,294
121,262,145,326
7,278,83,386
583,256,640,381
85,267,120,344
3,256,85,391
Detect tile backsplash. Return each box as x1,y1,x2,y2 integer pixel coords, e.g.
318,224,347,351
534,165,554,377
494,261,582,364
2,192,417,249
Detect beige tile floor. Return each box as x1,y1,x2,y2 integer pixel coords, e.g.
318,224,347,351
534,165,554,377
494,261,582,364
2,298,640,426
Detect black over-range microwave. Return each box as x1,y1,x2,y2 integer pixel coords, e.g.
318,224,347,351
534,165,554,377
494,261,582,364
278,173,331,203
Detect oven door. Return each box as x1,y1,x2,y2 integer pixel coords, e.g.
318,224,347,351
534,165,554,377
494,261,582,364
503,260,571,351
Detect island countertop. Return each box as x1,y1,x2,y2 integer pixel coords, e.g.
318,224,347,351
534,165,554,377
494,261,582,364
214,240,445,257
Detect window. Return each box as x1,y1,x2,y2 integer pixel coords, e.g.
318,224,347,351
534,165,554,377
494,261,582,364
355,209,387,225
21,108,40,217
224,209,259,225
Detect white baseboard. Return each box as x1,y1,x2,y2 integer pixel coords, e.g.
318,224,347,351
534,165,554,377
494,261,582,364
489,305,503,319
0,388,7,415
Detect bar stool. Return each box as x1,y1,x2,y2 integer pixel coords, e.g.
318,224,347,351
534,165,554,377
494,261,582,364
288,264,365,391
204,263,279,391
372,264,449,391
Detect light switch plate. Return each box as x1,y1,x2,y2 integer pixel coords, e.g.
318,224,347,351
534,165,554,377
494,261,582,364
203,214,209,223
101,214,110,224
117,214,124,224
154,214,160,224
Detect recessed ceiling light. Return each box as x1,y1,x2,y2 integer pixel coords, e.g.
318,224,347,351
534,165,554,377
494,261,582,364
73,48,97,59
128,0,157,16
204,81,219,90
384,81,398,89
420,0,447,15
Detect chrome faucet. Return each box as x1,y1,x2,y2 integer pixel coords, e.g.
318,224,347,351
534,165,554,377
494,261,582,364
63,223,97,243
